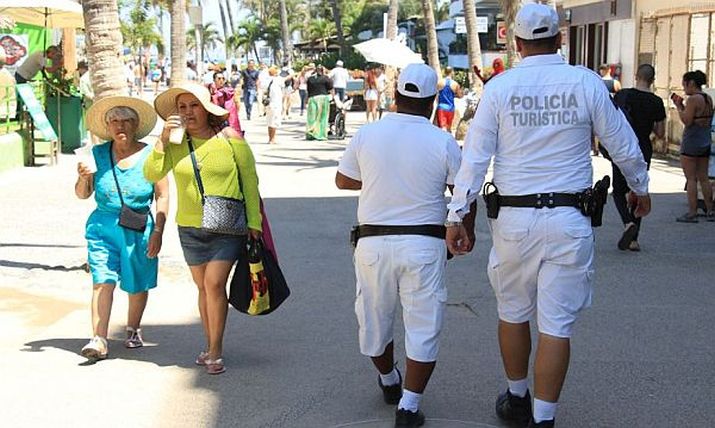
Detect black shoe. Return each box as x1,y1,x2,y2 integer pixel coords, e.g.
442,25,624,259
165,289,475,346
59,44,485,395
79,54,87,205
495,388,532,424
378,367,403,404
394,408,425,427
527,418,555,427
617,222,638,251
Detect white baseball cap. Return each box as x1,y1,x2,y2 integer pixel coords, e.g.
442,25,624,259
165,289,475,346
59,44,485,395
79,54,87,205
336,60,344,67
515,3,560,40
397,63,438,98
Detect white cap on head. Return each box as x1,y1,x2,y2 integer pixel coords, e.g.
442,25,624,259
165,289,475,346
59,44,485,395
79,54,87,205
515,3,560,40
397,63,438,98
336,60,344,67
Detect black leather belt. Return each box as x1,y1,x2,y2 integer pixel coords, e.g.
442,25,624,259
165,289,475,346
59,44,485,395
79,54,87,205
499,193,582,209
356,224,446,240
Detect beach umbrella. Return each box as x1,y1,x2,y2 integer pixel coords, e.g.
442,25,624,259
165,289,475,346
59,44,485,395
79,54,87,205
0,0,84,29
353,38,424,69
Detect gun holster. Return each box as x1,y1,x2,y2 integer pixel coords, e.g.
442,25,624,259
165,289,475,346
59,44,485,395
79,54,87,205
579,175,610,227
350,225,359,248
483,182,500,219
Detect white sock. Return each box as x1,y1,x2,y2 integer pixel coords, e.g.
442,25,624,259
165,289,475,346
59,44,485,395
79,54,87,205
533,398,558,423
397,389,422,412
379,368,400,386
507,378,528,398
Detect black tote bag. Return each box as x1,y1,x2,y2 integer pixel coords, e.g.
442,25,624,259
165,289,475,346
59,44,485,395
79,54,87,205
229,238,290,315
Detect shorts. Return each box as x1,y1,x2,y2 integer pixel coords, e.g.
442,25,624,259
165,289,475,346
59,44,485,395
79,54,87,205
436,109,455,129
487,207,594,338
178,226,246,266
681,145,711,158
354,235,447,362
364,89,378,101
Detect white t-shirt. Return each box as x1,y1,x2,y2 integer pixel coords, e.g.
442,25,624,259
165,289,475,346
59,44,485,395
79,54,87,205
329,67,350,89
268,76,284,111
257,69,270,89
16,51,48,80
338,113,461,225
377,74,387,92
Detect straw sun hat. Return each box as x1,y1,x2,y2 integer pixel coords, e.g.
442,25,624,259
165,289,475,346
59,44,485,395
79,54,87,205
86,96,157,141
154,82,229,121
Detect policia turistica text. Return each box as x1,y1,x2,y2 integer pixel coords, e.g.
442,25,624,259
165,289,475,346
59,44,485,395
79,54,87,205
445,4,651,428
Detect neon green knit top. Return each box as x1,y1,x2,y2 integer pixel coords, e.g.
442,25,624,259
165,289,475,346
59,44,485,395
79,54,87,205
143,135,262,231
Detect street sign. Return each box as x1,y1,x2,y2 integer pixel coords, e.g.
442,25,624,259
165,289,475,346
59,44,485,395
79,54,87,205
476,16,488,33
497,21,507,44
188,6,202,26
455,17,466,34
16,84,57,142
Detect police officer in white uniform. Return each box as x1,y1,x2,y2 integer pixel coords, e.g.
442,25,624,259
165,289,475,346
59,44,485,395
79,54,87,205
445,4,651,427
336,63,470,427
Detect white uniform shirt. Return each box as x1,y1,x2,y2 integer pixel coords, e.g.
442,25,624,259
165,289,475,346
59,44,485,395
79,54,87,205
329,66,350,89
447,54,649,221
16,51,48,80
268,75,284,111
339,113,462,225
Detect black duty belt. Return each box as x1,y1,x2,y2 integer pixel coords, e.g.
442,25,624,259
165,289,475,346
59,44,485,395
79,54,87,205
356,224,446,240
499,192,582,209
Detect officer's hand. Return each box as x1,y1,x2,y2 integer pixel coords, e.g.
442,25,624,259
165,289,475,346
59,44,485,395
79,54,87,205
446,224,472,256
631,192,651,218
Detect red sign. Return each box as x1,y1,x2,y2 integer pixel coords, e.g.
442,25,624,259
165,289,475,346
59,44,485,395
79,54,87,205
497,21,507,45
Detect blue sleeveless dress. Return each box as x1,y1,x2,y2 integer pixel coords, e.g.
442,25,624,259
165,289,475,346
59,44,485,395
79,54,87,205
85,143,158,294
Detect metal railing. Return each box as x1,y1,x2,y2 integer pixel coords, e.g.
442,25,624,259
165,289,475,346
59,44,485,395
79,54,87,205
0,80,45,136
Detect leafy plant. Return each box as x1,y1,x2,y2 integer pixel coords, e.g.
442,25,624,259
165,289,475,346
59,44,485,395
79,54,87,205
44,68,79,98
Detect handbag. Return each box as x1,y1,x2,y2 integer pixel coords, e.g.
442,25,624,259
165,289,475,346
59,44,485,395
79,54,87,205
187,135,248,235
262,80,273,106
109,142,149,232
229,237,290,315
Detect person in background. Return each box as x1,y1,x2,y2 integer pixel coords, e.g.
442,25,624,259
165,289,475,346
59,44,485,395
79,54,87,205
364,67,379,123
145,83,262,375
256,63,270,117
306,65,333,140
134,59,144,93
376,66,392,119
673,70,714,223
267,66,285,144
241,60,259,120
329,60,350,102
186,61,199,82
229,64,241,89
608,64,666,250
280,66,295,120
435,66,463,133
599,64,622,94
474,57,505,86
76,96,169,361
209,71,242,135
297,64,314,116
151,64,162,96
14,45,63,84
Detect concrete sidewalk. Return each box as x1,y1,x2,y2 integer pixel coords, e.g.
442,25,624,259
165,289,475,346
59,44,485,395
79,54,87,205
1,106,713,428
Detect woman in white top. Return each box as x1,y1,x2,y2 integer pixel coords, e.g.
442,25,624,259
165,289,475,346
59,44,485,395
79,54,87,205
266,66,285,144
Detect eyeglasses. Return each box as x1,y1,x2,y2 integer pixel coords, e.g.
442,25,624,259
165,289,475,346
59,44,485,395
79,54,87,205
216,77,225,80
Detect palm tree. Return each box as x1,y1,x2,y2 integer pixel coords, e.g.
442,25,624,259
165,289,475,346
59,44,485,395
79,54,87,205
170,0,186,86
187,23,223,62
499,0,518,67
421,0,441,75
218,1,231,57
463,0,483,91
308,18,335,53
386,0,399,40
223,0,236,33
328,0,346,58
279,0,293,66
81,0,127,99
236,17,263,61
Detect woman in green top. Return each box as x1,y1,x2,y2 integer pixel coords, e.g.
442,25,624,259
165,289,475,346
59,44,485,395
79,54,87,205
145,83,262,375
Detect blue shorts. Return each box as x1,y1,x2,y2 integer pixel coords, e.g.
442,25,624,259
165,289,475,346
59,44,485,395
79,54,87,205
86,211,158,294
178,226,246,266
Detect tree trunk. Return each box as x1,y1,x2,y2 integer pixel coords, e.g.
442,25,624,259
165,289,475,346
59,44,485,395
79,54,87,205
386,0,398,40
421,0,441,75
463,0,483,91
224,0,236,34
499,0,518,67
328,0,345,58
170,0,186,86
218,2,230,58
279,0,293,66
81,0,126,99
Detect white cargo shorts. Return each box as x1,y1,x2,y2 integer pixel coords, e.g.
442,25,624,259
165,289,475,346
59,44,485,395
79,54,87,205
354,234,448,362
487,207,594,338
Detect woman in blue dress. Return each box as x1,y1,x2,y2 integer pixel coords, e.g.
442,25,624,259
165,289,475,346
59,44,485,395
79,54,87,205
75,96,169,360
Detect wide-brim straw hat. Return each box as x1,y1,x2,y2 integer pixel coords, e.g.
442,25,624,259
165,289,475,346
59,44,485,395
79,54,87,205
86,96,157,141
154,82,229,121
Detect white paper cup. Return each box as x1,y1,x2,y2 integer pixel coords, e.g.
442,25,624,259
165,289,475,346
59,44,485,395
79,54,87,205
169,126,185,144
74,144,97,173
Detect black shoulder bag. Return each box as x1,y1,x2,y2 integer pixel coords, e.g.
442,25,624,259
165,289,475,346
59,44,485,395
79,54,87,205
187,134,248,235
109,142,149,232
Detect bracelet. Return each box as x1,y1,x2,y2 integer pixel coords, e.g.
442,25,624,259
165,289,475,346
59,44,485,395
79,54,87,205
444,220,463,228
152,228,164,234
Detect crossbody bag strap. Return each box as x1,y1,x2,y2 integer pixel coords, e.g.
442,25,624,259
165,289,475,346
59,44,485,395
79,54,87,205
108,142,126,206
186,135,206,205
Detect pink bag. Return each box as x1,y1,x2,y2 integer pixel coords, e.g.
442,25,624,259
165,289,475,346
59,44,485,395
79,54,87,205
260,199,278,261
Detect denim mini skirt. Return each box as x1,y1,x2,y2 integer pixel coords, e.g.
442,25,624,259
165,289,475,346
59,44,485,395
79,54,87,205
178,226,246,266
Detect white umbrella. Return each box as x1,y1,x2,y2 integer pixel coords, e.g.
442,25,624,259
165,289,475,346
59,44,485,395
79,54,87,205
0,0,84,29
353,38,424,69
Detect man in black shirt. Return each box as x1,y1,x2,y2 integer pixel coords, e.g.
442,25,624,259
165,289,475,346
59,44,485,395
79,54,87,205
306,66,334,140
241,60,259,120
611,64,666,251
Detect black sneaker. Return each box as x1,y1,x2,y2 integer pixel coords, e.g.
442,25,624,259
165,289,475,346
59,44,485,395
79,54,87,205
617,222,638,251
495,388,532,424
378,367,403,404
527,418,555,427
394,408,425,427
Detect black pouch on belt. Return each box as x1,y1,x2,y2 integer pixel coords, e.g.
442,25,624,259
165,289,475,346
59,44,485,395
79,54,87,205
483,182,500,219
119,205,149,232
350,225,359,248
589,175,611,227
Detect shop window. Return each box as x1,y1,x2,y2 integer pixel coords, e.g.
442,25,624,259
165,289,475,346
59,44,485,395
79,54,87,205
689,13,710,79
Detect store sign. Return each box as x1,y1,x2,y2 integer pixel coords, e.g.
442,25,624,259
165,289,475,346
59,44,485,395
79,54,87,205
16,84,58,142
454,16,489,34
476,17,488,33
0,34,29,77
497,21,507,44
